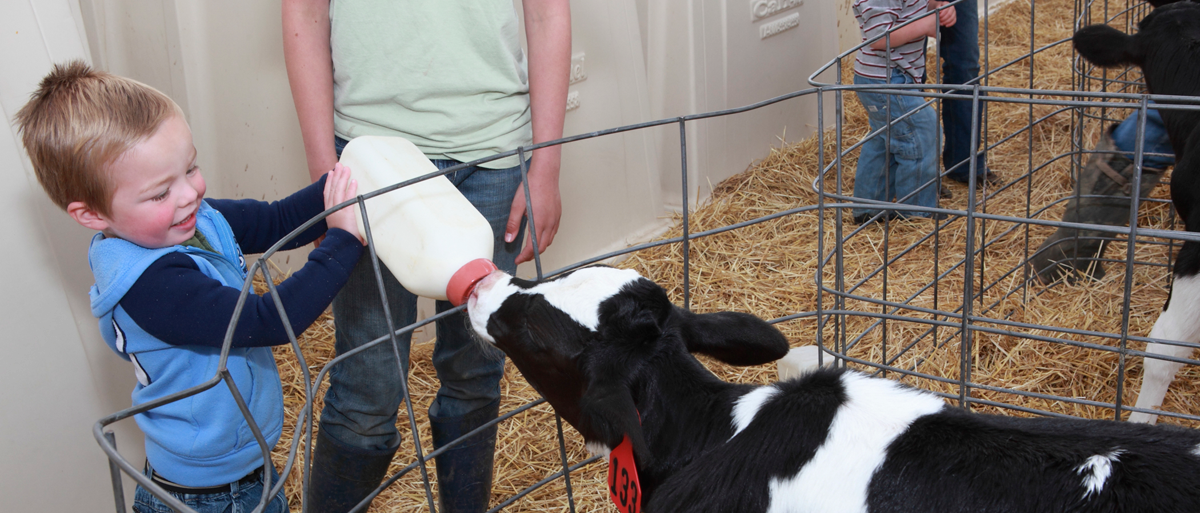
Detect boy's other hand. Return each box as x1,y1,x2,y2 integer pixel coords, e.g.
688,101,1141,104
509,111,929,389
324,163,364,245
931,1,957,27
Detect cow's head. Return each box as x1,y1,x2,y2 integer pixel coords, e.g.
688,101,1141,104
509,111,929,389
467,266,789,460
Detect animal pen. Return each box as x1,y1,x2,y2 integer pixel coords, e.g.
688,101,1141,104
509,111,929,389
93,0,1200,511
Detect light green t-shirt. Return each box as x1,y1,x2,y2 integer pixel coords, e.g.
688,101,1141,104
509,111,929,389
330,0,533,169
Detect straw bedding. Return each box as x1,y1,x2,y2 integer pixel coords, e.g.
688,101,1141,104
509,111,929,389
267,0,1199,510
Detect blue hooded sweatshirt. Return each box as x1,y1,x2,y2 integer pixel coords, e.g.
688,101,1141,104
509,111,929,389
89,179,362,487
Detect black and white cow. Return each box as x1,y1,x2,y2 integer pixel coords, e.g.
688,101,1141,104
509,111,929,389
467,266,1200,512
1074,1,1200,423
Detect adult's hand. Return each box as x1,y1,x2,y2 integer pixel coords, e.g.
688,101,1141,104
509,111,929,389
510,0,570,265
507,154,562,265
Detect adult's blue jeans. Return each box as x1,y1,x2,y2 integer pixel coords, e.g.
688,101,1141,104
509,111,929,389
938,0,988,181
133,464,287,513
1112,107,1175,170
320,136,524,452
853,73,941,219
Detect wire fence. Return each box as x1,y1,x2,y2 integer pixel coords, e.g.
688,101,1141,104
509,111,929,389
95,0,1200,511
806,0,1200,422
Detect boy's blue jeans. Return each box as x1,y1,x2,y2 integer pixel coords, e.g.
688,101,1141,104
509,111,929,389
852,73,941,219
938,0,989,181
319,136,523,452
133,464,287,513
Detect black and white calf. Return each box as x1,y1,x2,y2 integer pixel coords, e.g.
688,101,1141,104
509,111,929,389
1074,1,1200,423
467,266,1200,512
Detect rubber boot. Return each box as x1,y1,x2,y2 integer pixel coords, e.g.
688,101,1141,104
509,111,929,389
304,428,399,513
1029,126,1165,283
429,399,501,513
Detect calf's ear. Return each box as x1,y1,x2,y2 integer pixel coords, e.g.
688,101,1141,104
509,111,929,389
1074,24,1142,67
577,380,652,464
678,310,790,366
573,279,671,463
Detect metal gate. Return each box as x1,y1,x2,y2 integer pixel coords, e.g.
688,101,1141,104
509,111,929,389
96,0,1200,511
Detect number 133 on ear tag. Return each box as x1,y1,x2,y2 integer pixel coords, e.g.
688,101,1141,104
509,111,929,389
608,435,641,513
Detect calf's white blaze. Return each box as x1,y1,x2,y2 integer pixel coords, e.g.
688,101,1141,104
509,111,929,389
586,441,612,458
765,372,945,513
731,385,781,439
468,267,644,343
468,273,520,344
523,267,643,331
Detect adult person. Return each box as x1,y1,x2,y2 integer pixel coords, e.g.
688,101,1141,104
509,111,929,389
936,0,1000,191
282,1,570,511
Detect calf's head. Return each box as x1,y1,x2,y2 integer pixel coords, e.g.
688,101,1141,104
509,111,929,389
1073,1,1200,85
467,266,789,459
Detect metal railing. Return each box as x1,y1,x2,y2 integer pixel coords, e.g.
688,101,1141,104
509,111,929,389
97,0,1200,511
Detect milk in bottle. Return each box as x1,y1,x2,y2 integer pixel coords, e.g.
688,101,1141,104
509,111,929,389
339,136,498,306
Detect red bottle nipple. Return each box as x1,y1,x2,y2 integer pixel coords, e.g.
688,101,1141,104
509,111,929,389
447,258,499,307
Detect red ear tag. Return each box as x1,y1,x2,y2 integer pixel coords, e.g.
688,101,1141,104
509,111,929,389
608,435,642,513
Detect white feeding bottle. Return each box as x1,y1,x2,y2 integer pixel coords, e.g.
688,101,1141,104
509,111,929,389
339,136,498,306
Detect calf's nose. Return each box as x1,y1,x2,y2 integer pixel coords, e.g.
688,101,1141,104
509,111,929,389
472,270,505,299
466,270,511,343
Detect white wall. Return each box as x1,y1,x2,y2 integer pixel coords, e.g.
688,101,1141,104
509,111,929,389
1,1,142,510
4,0,838,510
837,0,862,54
646,0,839,210
515,0,664,276
79,0,314,253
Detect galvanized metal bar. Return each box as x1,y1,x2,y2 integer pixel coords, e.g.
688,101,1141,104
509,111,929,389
97,8,1200,511
104,431,126,513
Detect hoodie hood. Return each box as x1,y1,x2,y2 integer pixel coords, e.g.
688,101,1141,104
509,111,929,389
89,201,244,317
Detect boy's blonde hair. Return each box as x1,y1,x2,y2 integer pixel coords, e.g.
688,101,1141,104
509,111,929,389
14,60,180,216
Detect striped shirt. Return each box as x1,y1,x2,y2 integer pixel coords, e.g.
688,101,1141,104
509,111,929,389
853,0,929,81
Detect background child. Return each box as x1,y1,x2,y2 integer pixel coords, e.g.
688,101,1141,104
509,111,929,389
851,0,956,223
15,60,364,513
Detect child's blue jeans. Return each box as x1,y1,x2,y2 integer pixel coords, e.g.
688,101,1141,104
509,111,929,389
852,73,941,219
133,463,287,513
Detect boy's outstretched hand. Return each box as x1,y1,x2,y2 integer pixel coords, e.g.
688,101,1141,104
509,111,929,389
324,163,364,245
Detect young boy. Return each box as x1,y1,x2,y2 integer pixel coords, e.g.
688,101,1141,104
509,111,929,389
851,0,956,223
15,61,364,513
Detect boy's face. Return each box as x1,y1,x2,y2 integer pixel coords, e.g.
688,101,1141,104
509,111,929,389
72,114,206,248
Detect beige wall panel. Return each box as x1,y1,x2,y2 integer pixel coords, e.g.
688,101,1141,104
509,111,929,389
516,0,665,277
1,1,142,510
647,0,839,210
